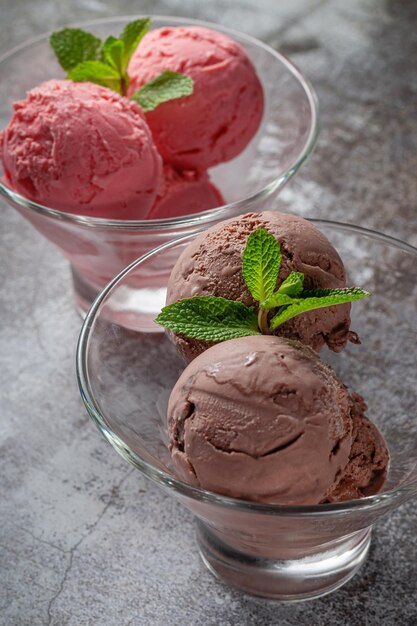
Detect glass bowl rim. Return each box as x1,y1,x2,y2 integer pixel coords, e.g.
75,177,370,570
0,14,319,232
76,218,417,516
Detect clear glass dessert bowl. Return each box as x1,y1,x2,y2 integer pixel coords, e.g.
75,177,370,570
76,220,417,601
0,15,318,318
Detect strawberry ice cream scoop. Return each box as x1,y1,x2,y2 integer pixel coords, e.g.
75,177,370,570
128,26,264,170
0,80,163,218
147,164,224,219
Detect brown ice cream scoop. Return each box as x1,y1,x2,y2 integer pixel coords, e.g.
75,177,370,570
323,393,390,503
166,211,358,362
167,335,389,505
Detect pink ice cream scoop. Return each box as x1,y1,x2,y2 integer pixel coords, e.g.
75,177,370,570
128,26,264,170
0,80,163,218
147,164,224,219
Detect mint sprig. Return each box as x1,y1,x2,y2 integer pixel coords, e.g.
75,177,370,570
156,226,370,341
49,19,194,108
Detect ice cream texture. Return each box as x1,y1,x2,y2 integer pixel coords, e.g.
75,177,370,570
166,211,357,360
0,80,163,217
167,335,389,505
128,26,264,170
325,392,389,502
147,164,224,219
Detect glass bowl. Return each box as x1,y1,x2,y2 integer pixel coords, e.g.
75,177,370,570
76,220,417,601
0,15,318,317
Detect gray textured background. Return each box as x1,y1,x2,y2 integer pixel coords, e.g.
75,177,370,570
1,1,416,625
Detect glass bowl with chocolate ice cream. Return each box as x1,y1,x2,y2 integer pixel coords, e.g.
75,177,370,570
77,217,417,601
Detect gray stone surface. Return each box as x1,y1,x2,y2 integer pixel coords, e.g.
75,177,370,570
0,1,416,625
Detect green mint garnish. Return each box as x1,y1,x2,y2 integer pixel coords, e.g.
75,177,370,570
242,228,281,303
49,28,101,72
119,18,151,70
261,273,305,309
130,71,194,112
275,271,304,297
68,61,122,93
156,296,260,342
261,292,303,310
269,287,369,331
49,19,194,108
156,226,370,341
101,36,125,73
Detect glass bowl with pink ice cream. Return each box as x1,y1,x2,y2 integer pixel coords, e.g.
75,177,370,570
0,16,318,318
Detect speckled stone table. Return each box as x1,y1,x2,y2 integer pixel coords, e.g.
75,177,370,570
1,1,416,625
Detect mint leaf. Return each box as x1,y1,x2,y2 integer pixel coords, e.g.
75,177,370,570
261,293,302,310
50,28,101,72
131,71,194,112
120,18,151,71
262,272,305,308
68,61,122,93
278,272,304,296
102,36,125,73
269,287,370,331
50,19,153,96
242,228,281,304
156,296,260,341
299,287,370,299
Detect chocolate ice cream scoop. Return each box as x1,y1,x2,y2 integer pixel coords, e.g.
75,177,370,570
323,393,389,503
167,335,389,505
166,211,358,361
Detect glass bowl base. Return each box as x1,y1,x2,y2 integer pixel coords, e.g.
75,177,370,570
72,266,97,318
196,522,372,601
71,264,167,330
